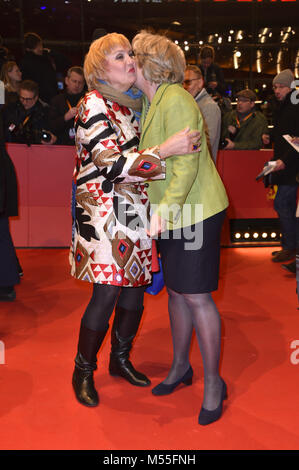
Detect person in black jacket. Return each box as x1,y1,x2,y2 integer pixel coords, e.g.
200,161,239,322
3,80,56,145
0,111,20,301
49,67,85,145
198,45,226,97
20,32,58,104
266,69,299,264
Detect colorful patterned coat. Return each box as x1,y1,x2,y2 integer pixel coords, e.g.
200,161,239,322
69,90,165,287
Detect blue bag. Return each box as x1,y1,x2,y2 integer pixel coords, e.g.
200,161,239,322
145,257,164,295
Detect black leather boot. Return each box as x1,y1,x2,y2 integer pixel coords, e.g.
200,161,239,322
72,323,108,407
109,305,151,387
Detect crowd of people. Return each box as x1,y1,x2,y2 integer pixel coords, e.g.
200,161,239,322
0,30,298,428
0,36,282,153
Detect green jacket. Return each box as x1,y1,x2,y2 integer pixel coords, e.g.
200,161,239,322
139,83,228,230
221,109,269,150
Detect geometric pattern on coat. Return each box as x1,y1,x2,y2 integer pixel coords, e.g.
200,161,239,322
69,90,165,286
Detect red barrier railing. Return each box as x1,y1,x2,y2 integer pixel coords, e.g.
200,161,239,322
8,144,276,247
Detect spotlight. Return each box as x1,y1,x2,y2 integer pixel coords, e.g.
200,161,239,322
244,233,250,239
271,232,277,238
262,232,268,238
253,232,259,239
234,232,241,239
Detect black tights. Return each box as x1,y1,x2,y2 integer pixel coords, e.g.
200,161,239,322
81,284,145,333
164,287,222,411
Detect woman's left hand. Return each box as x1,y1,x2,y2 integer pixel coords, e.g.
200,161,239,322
147,213,167,237
159,126,201,159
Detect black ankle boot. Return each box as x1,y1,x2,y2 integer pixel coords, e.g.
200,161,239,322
72,324,108,407
109,306,151,387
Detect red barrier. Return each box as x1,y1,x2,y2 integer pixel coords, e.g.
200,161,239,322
7,144,277,247
8,144,75,247
217,149,276,219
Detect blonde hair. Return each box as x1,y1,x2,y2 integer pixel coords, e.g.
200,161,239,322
0,61,20,92
84,33,131,91
132,30,186,85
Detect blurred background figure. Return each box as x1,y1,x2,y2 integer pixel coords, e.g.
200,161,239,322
0,61,22,106
49,66,85,145
20,32,58,104
221,89,269,150
268,70,299,266
3,79,56,145
183,65,221,163
198,45,226,97
0,112,20,302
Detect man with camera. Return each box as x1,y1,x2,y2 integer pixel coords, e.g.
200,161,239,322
221,89,269,150
3,79,56,145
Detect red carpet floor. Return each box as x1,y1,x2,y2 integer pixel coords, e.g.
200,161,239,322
0,247,299,451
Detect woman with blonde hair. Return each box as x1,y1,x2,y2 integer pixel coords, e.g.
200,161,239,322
133,30,229,425
70,32,200,407
0,61,22,104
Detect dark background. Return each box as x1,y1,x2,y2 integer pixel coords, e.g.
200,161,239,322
1,0,298,99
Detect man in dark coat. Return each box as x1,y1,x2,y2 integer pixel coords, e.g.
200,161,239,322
49,66,85,145
3,79,56,145
19,32,58,104
268,69,299,265
198,45,226,97
0,111,20,301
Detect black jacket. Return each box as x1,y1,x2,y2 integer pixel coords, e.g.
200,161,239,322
0,112,18,217
20,50,58,104
272,91,299,185
199,63,226,96
3,99,51,145
49,91,84,145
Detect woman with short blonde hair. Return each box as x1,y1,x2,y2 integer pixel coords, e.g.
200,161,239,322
84,33,131,91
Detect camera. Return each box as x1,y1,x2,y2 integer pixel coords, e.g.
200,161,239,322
38,130,52,143
11,124,52,145
219,139,228,149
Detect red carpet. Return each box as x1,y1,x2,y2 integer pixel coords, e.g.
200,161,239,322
0,247,299,450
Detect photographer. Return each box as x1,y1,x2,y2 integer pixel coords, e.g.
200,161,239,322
3,80,56,145
220,89,269,150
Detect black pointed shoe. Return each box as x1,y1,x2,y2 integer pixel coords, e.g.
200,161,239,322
198,378,228,426
151,366,193,396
